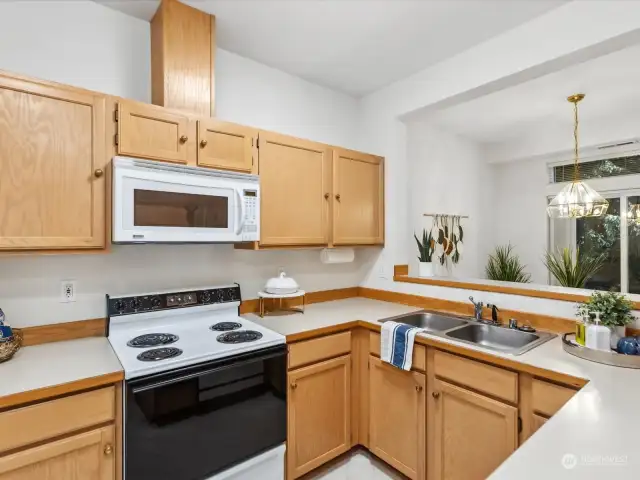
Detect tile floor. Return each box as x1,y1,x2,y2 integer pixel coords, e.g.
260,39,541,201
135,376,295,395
306,451,405,480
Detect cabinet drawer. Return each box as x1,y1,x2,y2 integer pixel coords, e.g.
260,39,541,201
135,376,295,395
531,379,576,417
0,387,115,454
369,332,426,372
434,350,517,403
289,332,351,369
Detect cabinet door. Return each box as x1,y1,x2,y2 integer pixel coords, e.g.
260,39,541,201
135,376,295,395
0,75,106,249
117,101,192,164
431,379,517,480
0,426,115,480
197,119,256,173
259,132,331,246
288,355,351,479
531,414,547,434
332,148,384,245
369,356,425,480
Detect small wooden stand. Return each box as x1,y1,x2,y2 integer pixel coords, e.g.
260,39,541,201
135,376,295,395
258,290,306,318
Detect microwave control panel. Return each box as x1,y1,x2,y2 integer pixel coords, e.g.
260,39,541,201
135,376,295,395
242,189,259,241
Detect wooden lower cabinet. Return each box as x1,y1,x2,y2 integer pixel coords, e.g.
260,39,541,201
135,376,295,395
531,414,548,434
287,355,351,479
0,426,115,480
368,356,425,480
429,379,517,480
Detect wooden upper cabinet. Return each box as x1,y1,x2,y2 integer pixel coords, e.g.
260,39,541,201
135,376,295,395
430,379,517,480
0,426,115,480
151,0,215,116
197,119,256,173
117,101,194,164
287,355,351,479
332,148,384,245
369,356,425,480
0,74,106,250
258,132,331,246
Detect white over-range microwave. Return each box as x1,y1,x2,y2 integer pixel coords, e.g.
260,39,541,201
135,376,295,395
112,157,259,244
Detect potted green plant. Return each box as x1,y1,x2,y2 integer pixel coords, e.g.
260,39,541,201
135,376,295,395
485,244,531,283
543,248,606,288
577,291,634,348
414,229,435,277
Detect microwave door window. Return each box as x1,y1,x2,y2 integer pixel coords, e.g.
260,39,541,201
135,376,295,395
134,190,229,229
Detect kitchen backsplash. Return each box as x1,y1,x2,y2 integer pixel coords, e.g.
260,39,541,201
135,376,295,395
0,244,379,327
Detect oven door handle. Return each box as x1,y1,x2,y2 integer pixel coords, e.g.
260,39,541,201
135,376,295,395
235,188,246,235
129,349,285,393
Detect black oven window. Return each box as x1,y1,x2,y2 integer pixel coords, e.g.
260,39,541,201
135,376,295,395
134,189,228,228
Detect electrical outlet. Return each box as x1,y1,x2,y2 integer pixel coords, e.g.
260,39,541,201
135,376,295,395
60,281,77,303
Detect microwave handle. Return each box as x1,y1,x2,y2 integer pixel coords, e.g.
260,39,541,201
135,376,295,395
235,188,246,235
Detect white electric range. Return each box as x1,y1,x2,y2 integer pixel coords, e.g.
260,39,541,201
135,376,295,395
107,285,286,480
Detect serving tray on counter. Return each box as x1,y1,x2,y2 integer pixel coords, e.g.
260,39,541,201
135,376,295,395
563,333,640,369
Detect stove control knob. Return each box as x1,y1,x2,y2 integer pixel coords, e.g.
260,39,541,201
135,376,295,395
228,288,239,301
131,298,141,310
113,300,125,312
215,290,225,302
202,291,211,303
151,296,162,309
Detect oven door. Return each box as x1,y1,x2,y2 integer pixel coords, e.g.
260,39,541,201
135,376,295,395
125,345,287,480
113,158,247,243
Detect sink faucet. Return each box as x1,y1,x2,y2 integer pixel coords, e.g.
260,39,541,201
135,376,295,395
469,296,483,321
487,303,500,325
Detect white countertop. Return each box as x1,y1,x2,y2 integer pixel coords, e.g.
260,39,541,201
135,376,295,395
0,337,123,401
246,297,421,336
249,298,640,479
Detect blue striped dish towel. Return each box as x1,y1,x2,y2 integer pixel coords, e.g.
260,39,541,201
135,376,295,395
381,321,421,371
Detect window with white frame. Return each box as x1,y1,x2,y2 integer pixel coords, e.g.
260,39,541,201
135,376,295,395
548,154,640,293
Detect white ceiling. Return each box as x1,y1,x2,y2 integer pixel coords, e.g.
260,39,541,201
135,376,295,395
422,44,640,146
95,0,565,97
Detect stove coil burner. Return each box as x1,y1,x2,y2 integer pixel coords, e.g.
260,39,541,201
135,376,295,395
210,322,242,332
127,333,179,348
216,331,263,344
137,347,183,362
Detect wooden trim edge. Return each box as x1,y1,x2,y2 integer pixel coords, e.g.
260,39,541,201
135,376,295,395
16,318,107,347
393,265,640,310
0,371,124,410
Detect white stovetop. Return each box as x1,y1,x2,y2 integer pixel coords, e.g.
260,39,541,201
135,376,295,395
248,298,640,479
109,303,285,379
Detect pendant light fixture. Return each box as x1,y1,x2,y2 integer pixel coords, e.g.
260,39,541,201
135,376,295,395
547,94,609,219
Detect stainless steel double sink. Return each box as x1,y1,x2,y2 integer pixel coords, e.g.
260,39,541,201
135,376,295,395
380,311,556,356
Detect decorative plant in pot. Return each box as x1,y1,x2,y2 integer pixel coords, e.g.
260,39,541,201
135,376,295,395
543,248,607,288
485,244,531,283
414,229,435,277
577,291,634,349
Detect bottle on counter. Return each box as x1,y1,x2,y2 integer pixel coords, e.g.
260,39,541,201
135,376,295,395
0,308,13,343
585,312,610,352
575,314,587,346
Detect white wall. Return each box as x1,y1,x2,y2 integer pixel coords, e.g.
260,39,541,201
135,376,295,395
358,0,640,325
488,158,550,284
0,1,151,102
407,122,491,278
215,49,360,149
0,1,371,328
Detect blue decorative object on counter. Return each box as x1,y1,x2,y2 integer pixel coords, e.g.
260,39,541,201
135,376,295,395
617,336,640,355
0,308,13,343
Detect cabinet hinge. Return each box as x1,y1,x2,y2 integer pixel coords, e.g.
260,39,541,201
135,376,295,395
518,416,522,433
114,133,119,146
114,109,119,122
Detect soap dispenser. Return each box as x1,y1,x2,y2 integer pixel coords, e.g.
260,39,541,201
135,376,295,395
585,312,610,351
